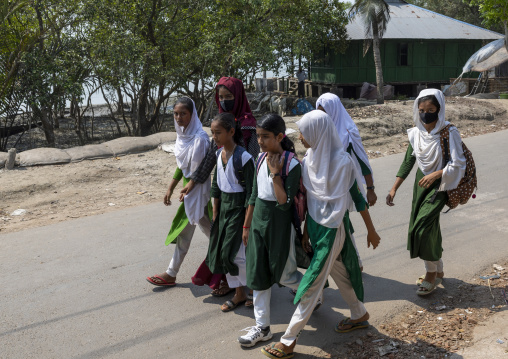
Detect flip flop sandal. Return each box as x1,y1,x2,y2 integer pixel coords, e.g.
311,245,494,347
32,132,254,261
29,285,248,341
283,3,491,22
416,278,441,296
261,343,295,359
221,299,246,312
146,275,176,287
334,318,369,333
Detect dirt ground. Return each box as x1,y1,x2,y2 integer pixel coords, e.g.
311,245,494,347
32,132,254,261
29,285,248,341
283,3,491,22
1,97,508,235
328,261,508,359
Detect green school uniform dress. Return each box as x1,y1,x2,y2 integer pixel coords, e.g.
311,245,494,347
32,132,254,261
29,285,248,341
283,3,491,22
245,158,301,291
165,167,212,245
397,143,447,261
206,155,254,276
346,143,372,177
294,180,367,304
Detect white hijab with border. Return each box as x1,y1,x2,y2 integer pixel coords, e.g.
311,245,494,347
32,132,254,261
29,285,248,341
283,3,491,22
297,110,366,228
174,98,211,224
316,92,372,182
407,89,466,191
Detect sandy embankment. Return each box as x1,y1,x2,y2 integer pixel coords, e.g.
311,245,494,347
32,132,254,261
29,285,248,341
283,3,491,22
1,98,507,234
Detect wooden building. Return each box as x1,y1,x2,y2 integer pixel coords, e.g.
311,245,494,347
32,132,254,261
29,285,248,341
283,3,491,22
311,0,503,97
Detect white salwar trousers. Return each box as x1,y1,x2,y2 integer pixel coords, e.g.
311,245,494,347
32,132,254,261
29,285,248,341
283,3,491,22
166,208,211,277
226,243,247,288
253,229,303,328
280,224,367,346
424,259,444,273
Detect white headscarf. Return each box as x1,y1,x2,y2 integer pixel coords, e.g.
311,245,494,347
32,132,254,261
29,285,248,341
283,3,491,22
407,89,466,191
297,110,366,228
174,98,211,224
316,93,372,182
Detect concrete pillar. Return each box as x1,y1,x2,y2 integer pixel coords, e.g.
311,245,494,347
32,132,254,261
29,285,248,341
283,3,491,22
416,84,427,97
5,148,16,170
305,83,312,97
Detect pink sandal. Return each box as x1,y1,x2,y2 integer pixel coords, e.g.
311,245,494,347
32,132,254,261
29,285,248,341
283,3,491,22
146,275,176,287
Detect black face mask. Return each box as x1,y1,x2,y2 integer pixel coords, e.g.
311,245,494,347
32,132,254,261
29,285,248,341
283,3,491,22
220,99,235,112
419,111,439,124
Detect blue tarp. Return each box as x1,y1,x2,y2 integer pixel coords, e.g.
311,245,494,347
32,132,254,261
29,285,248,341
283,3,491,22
291,98,315,115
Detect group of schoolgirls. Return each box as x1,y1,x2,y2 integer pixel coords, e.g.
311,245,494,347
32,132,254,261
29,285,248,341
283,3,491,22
147,77,466,358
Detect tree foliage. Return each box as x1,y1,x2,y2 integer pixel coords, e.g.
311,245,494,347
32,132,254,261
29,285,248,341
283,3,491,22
467,0,508,37
0,0,350,146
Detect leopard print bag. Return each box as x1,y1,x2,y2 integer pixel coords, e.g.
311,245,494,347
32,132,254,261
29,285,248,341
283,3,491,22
439,124,477,210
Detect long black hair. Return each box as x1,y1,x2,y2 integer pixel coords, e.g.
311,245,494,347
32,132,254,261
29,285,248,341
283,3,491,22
212,112,244,146
174,97,194,113
418,95,441,113
258,113,295,153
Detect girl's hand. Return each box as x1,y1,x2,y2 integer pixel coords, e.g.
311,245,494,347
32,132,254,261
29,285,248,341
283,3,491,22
180,180,196,199
418,171,441,189
242,228,250,246
386,189,396,206
266,153,284,175
213,211,219,222
164,189,173,206
367,230,381,249
301,232,312,253
367,189,377,206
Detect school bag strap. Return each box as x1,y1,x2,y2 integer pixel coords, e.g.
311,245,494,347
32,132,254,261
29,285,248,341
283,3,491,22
280,151,294,179
233,146,247,191
256,152,268,174
281,151,308,232
256,151,296,178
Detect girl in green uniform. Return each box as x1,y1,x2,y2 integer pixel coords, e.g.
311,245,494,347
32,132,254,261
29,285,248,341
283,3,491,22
205,113,255,312
261,110,381,359
316,92,377,207
315,93,377,273
386,89,466,295
146,97,212,287
238,114,303,348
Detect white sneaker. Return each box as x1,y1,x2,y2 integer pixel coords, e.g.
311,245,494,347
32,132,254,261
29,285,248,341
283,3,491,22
237,326,273,347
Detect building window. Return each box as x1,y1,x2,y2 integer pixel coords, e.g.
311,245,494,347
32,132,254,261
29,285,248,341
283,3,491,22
428,43,445,66
398,43,408,66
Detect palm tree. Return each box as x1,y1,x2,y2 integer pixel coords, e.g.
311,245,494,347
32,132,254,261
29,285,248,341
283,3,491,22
349,0,390,104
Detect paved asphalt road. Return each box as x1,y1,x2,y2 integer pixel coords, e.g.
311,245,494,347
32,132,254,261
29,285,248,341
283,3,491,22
1,129,507,359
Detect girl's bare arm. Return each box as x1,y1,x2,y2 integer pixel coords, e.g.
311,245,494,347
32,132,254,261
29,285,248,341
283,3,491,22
242,205,255,246
386,177,405,206
164,178,180,206
359,209,380,249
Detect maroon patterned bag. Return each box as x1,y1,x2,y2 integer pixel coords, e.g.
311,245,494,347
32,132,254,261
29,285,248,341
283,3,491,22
439,124,477,210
